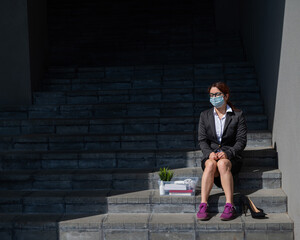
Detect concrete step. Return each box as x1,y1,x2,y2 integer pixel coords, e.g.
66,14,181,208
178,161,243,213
242,148,278,167
49,40,217,48
0,131,272,152
62,213,293,240
49,33,216,41
43,62,254,79
0,114,268,136
0,190,108,215
0,167,280,191
0,213,59,240
43,63,255,79
42,69,256,83
33,86,261,105
48,13,214,22
0,187,286,215
48,57,246,68
49,8,214,16
48,37,239,45
0,213,293,240
43,76,257,91
0,101,265,120
48,13,215,20
0,147,277,170
0,212,292,240
49,41,219,49
107,188,287,214
42,76,258,91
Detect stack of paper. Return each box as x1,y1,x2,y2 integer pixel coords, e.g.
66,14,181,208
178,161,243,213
164,184,187,191
169,190,193,196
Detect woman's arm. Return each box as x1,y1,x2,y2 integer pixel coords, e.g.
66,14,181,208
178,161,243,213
198,112,214,159
224,112,247,159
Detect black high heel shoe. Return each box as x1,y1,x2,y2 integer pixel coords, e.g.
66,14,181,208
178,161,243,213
241,195,267,218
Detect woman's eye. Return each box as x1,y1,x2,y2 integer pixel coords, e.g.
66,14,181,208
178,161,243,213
209,92,223,97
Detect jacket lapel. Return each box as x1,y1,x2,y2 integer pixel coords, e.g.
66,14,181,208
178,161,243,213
223,111,233,138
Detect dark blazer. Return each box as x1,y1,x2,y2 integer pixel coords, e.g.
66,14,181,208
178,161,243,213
198,107,247,162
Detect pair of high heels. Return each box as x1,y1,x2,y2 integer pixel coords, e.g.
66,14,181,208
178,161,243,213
241,195,267,218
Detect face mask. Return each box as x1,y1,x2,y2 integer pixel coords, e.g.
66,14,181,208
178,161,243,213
210,96,225,108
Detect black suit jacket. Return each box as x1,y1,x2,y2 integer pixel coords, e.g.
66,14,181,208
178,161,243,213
198,107,247,162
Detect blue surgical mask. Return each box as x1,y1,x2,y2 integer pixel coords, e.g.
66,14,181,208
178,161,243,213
210,96,225,108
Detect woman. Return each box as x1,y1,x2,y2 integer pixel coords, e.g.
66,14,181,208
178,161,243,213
196,82,247,221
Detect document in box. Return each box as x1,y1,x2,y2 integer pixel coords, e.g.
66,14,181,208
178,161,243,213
164,184,187,190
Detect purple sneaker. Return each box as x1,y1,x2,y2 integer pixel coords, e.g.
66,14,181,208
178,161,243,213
220,203,236,221
196,203,209,220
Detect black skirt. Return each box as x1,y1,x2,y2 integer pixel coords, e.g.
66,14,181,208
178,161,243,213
201,157,242,188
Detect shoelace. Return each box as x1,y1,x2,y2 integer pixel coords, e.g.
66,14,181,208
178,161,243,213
224,204,234,213
199,204,207,211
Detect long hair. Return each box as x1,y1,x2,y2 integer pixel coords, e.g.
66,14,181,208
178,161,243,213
208,82,240,111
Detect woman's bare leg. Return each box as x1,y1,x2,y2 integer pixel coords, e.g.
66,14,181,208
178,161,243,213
201,159,219,203
217,159,234,204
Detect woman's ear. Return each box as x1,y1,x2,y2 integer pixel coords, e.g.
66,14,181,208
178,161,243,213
224,94,229,101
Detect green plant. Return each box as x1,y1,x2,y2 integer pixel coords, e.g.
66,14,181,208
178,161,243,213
158,167,174,181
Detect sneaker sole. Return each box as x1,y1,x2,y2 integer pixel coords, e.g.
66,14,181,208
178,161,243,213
196,215,210,221
220,216,236,221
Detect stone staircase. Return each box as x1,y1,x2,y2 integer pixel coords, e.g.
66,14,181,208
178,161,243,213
0,63,293,239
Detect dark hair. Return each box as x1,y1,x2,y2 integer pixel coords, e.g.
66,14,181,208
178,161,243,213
208,82,240,111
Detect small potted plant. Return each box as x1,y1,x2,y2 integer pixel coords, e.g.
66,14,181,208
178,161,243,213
158,167,174,195
158,167,174,181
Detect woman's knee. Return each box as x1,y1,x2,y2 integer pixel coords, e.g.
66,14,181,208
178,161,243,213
217,159,232,174
204,159,217,173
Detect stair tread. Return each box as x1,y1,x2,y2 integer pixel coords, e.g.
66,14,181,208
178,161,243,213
0,114,268,125
0,166,280,176
34,86,260,95
102,213,293,230
0,131,271,138
34,86,259,97
0,99,263,110
0,187,286,199
107,188,286,200
44,62,254,70
0,188,287,214
0,190,110,199
0,146,276,155
0,213,292,230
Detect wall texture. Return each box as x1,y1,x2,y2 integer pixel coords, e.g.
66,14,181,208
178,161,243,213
240,0,285,130
240,0,300,238
27,0,48,92
214,0,240,34
0,0,32,106
273,0,300,237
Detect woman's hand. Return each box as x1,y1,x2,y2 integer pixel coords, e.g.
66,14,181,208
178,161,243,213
209,152,218,160
217,151,227,160
209,151,228,161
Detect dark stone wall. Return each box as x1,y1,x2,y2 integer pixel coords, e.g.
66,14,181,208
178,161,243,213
214,0,240,34
0,0,32,106
47,0,244,66
27,0,49,93
0,0,48,106
239,0,285,130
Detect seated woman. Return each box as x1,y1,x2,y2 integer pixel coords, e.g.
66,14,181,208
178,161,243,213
197,82,247,221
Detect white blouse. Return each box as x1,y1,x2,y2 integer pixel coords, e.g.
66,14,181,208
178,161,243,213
213,105,233,144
